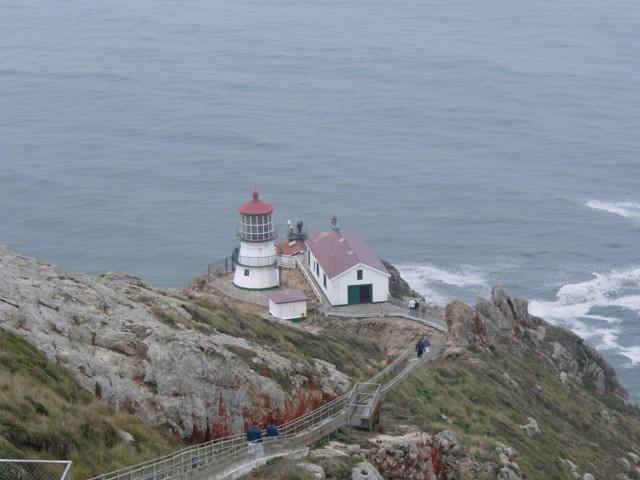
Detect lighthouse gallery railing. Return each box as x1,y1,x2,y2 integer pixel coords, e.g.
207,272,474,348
233,255,278,268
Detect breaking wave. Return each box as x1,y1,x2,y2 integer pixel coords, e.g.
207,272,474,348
530,267,640,365
586,200,640,220
396,263,490,305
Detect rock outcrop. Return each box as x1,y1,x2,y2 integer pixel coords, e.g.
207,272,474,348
496,444,522,480
383,260,424,302
363,432,461,480
445,286,627,400
351,461,383,480
0,247,351,440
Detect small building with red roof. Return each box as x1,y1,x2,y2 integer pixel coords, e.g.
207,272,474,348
305,217,390,306
267,289,308,321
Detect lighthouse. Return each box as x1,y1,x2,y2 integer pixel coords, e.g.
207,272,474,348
233,191,280,290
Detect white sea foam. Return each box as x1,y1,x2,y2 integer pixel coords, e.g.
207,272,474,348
396,263,490,305
530,267,640,365
586,200,640,220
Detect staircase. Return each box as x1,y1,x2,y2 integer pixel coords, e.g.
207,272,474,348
89,346,440,480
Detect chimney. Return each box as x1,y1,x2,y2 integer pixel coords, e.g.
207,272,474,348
330,216,340,232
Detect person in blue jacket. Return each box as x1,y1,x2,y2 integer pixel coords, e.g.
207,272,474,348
416,336,430,358
246,421,263,457
266,421,280,438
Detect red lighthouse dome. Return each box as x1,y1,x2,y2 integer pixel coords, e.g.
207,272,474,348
239,191,274,215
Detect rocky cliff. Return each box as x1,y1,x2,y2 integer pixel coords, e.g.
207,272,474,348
247,287,640,479
0,246,364,441
445,286,627,400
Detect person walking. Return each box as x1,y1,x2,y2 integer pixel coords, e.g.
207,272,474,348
422,336,431,354
414,299,420,316
415,336,430,358
409,299,416,315
266,421,280,438
416,336,426,358
246,421,263,457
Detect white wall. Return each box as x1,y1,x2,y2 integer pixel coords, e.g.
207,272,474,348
307,250,338,304
333,265,389,305
239,240,277,258
233,239,279,289
269,299,307,320
306,250,389,306
234,265,279,290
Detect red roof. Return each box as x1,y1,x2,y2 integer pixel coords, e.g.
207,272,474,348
277,239,306,256
239,192,274,215
306,229,389,279
267,289,307,304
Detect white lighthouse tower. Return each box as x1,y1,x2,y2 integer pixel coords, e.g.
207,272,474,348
233,191,280,290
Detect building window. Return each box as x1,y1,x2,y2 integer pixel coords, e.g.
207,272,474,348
244,269,250,276
323,274,327,289
357,269,363,280
316,263,319,276
308,252,311,266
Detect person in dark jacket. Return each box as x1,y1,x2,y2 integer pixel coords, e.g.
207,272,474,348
415,336,425,358
246,422,263,457
266,422,280,438
416,336,430,358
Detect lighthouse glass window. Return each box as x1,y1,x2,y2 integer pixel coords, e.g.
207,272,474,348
241,214,273,241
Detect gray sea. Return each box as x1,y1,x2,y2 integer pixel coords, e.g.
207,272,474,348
2,0,640,399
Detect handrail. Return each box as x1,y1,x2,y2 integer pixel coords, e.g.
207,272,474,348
295,256,323,302
90,346,433,480
234,255,278,268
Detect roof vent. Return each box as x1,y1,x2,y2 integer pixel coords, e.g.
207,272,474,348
330,216,340,232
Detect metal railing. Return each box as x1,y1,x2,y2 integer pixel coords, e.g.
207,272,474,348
278,255,297,269
207,256,235,280
295,256,323,302
234,255,278,268
0,460,72,480
90,347,433,480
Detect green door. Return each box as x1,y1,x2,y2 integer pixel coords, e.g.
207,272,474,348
347,285,360,305
348,284,373,305
360,284,373,303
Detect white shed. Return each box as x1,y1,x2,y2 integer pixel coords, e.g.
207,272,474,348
267,289,308,322
305,225,390,306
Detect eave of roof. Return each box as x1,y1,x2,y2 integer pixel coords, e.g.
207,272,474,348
267,288,308,304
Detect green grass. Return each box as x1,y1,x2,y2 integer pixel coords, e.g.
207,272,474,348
0,329,181,479
381,348,640,480
154,298,385,380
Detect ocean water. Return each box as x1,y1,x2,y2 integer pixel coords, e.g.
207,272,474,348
1,0,640,399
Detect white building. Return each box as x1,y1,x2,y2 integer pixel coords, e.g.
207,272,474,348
267,289,308,321
305,219,390,306
232,191,280,290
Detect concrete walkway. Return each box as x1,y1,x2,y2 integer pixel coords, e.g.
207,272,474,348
207,272,269,307
321,302,447,333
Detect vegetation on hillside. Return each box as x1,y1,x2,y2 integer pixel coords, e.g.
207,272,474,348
152,297,385,380
0,330,181,479
382,348,640,479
